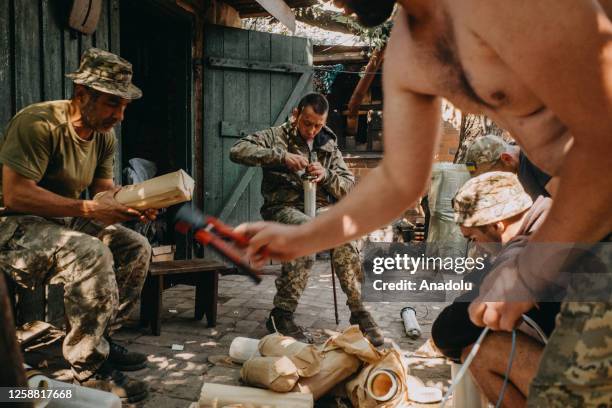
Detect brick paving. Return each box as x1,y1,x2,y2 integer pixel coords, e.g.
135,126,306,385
25,260,452,407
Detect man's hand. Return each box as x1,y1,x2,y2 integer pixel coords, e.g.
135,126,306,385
88,187,142,226
235,221,312,266
138,208,159,223
469,301,533,331
284,153,309,172
307,162,327,183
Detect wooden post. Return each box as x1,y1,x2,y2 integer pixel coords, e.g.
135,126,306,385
0,274,28,388
345,47,385,149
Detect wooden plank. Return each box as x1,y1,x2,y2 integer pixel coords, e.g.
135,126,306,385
109,0,121,182
254,0,296,32
63,29,80,99
206,57,310,74
274,72,312,125
0,0,13,129
80,32,93,55
14,0,41,110
202,25,225,218
94,0,110,50
270,34,295,123
247,30,271,221
222,27,249,225
41,0,64,101
220,121,270,138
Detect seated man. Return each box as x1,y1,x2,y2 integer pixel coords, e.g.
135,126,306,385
432,172,560,407
229,93,384,346
465,134,556,199
0,48,154,402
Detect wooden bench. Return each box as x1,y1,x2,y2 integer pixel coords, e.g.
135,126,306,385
139,259,232,336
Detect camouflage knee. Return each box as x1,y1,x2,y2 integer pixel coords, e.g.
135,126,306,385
274,256,313,312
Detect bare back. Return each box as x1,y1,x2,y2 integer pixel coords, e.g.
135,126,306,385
391,0,612,175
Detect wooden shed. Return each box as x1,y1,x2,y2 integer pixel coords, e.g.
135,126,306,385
0,0,314,322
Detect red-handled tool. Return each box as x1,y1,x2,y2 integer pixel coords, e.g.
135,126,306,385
175,204,262,284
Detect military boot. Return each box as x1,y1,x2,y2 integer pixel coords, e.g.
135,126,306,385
76,361,149,403
106,338,148,371
266,307,311,342
350,310,385,347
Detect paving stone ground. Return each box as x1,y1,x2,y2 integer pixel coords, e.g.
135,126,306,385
25,260,452,407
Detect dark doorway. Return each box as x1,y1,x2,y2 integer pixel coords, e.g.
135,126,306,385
120,1,192,258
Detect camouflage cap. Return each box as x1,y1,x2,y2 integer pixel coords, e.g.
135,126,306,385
453,171,532,227
66,48,142,100
465,134,508,167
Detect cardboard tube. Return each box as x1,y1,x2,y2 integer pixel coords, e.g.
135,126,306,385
258,334,322,377
199,383,313,408
240,356,299,392
229,337,261,363
366,369,399,402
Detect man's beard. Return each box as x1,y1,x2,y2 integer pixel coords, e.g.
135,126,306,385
81,101,116,132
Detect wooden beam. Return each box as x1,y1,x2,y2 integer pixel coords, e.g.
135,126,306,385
314,52,367,64
220,121,271,138
254,0,296,32
207,56,310,74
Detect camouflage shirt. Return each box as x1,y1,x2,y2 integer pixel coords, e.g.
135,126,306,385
229,122,354,217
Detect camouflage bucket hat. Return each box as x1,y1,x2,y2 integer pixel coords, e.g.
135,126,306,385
453,171,533,227
465,134,508,167
66,48,142,100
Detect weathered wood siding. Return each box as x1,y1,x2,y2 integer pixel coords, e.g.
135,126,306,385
0,0,120,323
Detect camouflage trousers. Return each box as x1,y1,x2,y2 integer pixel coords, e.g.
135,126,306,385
0,215,151,381
527,243,612,407
264,206,365,314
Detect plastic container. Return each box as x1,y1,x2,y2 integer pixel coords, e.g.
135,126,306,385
229,336,261,363
27,374,121,408
400,306,422,338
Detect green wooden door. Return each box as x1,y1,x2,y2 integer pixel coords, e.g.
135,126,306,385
202,25,313,228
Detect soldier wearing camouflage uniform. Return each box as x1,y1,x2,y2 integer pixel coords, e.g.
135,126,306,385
432,172,560,407
230,93,384,346
0,48,152,402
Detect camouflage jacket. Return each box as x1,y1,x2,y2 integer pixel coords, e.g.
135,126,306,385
229,122,355,217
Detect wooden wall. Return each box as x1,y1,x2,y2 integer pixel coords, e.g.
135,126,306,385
0,0,120,323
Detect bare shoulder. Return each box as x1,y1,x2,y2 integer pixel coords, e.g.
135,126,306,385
384,7,445,97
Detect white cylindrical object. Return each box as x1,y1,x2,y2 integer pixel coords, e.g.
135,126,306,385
199,383,313,408
365,369,399,402
28,374,121,408
229,337,261,363
400,307,422,338
450,363,489,408
303,179,316,218
303,178,317,262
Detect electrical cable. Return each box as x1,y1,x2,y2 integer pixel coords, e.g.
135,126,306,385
495,329,517,408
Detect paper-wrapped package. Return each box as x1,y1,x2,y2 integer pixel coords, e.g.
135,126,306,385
292,349,361,400
324,325,382,364
258,333,322,377
240,356,299,392
345,349,409,408
229,337,261,363
198,383,313,408
100,169,194,210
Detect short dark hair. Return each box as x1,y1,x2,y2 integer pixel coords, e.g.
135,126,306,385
344,0,395,27
297,93,329,115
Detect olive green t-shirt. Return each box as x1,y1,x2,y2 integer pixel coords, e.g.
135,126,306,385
0,100,116,206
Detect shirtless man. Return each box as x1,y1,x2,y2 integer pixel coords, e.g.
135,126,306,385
240,1,612,405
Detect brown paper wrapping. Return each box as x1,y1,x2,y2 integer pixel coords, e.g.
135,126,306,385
258,334,322,377
325,325,383,364
199,383,313,408
100,169,194,210
345,349,409,408
240,356,299,393
292,349,361,400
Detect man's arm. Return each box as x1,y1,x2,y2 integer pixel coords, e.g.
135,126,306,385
320,147,355,200
3,166,139,223
229,128,287,167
